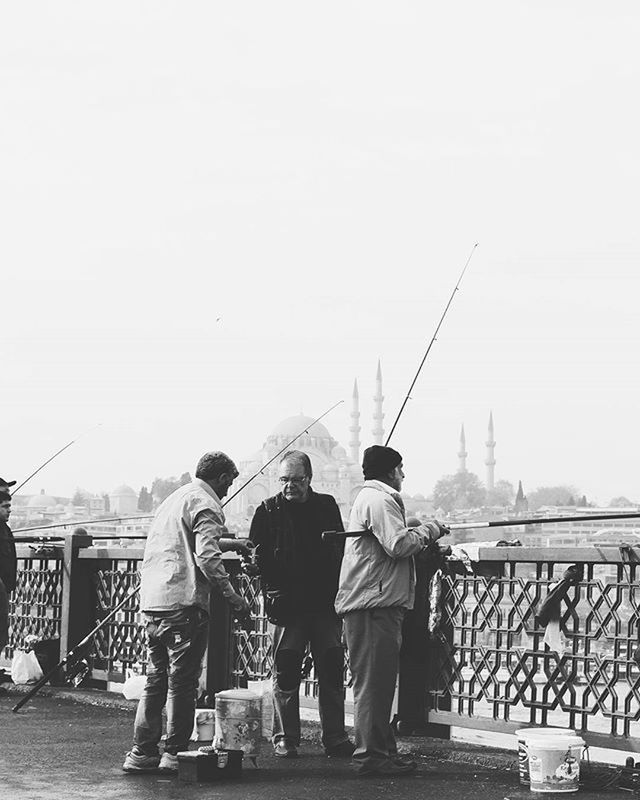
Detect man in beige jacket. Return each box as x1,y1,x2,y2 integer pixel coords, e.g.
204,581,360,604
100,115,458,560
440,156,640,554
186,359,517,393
336,445,447,777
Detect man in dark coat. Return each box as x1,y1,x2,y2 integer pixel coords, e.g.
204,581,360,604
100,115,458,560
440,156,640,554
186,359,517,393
0,485,17,659
249,450,354,759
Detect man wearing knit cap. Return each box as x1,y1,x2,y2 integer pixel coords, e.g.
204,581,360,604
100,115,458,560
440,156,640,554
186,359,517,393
335,445,448,777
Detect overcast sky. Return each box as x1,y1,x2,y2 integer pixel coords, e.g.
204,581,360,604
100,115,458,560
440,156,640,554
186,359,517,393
2,2,640,506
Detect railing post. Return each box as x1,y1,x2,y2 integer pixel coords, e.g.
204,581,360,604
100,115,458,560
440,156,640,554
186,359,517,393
59,528,94,659
204,556,240,697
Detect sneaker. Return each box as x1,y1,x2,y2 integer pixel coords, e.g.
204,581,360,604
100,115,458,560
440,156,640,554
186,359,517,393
159,752,179,772
122,750,160,773
274,740,298,758
357,759,417,777
392,755,417,768
325,740,356,758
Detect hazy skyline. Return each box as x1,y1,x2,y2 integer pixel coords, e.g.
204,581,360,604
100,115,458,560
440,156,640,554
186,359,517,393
3,3,640,506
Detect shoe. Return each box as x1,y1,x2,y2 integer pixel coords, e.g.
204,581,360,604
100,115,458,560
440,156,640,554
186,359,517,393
357,759,417,777
159,752,179,772
273,740,298,758
392,755,417,768
122,750,160,773
325,740,356,758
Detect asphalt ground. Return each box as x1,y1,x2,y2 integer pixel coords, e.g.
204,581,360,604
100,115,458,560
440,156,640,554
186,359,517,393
0,685,635,800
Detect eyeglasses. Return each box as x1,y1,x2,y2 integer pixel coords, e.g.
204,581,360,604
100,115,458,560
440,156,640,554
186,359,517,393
279,476,308,486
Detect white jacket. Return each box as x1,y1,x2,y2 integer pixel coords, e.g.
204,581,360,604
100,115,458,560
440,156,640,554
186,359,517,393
140,479,235,613
335,480,438,615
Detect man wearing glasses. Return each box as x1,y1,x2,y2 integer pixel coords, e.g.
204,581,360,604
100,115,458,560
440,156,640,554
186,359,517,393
249,450,354,759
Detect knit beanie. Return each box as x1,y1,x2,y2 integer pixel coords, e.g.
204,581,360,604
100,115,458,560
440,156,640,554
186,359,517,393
362,445,403,480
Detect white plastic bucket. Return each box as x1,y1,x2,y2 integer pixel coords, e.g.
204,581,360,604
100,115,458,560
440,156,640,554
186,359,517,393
515,727,571,786
191,708,215,742
525,733,584,793
214,689,261,757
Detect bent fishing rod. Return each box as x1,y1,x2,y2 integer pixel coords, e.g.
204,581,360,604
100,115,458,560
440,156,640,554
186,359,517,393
13,401,345,537
12,401,344,712
322,511,640,541
385,243,478,446
11,424,102,497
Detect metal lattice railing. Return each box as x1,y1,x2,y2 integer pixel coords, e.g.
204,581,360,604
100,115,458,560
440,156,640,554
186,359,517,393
428,555,640,749
8,540,640,752
3,555,63,661
92,561,146,679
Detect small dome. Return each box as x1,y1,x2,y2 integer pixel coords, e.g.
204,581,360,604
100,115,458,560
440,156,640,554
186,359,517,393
270,414,332,441
323,463,338,479
331,444,347,461
110,484,137,497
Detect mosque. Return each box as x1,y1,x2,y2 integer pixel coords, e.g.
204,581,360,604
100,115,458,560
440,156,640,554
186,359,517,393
226,362,386,523
226,362,499,526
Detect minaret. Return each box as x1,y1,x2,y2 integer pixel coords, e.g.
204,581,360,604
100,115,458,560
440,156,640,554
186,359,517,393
372,360,385,445
485,411,496,492
348,379,361,463
457,424,467,473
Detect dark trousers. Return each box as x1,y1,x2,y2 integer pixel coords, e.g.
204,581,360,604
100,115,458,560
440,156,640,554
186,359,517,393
0,579,8,655
271,610,348,748
132,606,209,756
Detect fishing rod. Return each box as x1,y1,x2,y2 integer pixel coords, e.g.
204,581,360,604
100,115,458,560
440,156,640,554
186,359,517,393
322,511,640,541
385,243,478,446
11,425,102,497
12,401,344,711
12,582,139,714
13,515,153,535
13,401,345,535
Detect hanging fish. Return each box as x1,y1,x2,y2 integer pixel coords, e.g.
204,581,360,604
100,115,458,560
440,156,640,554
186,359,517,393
428,568,445,636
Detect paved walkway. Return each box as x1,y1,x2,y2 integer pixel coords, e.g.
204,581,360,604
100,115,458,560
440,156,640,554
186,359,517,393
0,687,633,800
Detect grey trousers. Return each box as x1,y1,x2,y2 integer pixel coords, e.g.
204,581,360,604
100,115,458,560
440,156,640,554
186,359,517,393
343,606,405,770
271,610,348,748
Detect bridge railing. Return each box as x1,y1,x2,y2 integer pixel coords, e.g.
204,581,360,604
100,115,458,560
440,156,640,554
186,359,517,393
4,534,640,752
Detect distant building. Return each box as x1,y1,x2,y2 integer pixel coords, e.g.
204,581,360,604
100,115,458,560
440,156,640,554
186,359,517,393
109,484,138,515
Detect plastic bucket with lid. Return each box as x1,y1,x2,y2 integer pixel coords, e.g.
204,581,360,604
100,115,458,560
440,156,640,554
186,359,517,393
214,689,261,757
515,727,571,786
525,732,585,793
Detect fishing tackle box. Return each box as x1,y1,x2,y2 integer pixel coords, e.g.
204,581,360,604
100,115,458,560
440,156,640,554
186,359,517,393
177,747,243,782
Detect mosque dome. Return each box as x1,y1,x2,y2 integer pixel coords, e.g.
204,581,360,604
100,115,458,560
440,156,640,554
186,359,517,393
270,415,333,441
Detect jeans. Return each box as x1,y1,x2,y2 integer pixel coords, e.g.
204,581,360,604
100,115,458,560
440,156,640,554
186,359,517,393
132,606,209,756
271,610,348,749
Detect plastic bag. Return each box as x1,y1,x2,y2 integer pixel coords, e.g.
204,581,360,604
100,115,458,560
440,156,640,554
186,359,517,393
248,679,274,740
122,672,147,700
11,649,44,684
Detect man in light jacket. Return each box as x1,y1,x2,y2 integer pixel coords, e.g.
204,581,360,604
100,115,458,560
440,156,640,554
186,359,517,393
335,445,448,777
123,451,252,774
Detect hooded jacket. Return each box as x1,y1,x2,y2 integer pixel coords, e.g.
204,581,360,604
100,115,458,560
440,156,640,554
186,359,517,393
334,480,439,615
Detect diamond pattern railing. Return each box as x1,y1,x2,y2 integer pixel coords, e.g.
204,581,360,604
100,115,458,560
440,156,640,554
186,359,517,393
9,542,640,750
92,560,146,679
428,557,640,746
2,554,63,661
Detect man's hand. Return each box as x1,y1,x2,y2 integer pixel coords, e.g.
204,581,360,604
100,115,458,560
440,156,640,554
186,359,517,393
234,539,255,558
434,520,450,539
228,592,252,632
